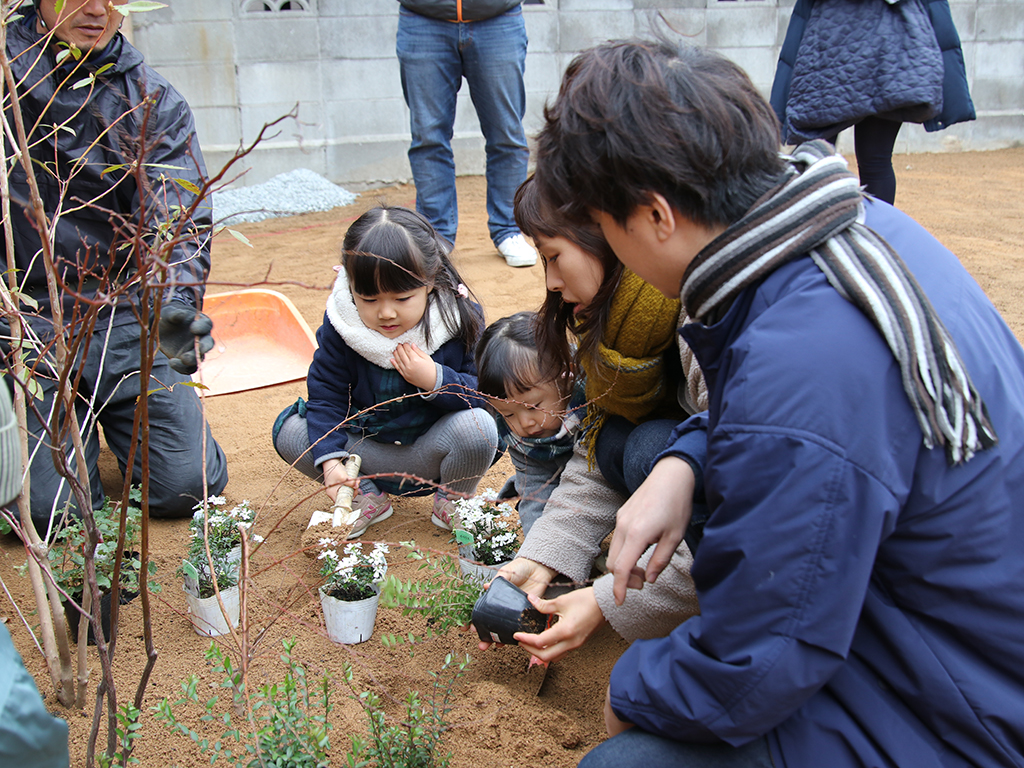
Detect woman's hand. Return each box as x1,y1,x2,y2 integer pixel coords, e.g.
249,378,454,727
392,342,437,391
495,557,557,598
513,587,606,664
607,456,695,605
321,458,357,503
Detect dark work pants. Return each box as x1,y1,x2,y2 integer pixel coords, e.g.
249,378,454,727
5,319,227,534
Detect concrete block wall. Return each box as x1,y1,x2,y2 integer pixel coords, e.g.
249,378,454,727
130,0,1024,189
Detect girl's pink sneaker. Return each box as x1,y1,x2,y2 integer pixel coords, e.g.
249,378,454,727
347,491,393,540
430,492,456,531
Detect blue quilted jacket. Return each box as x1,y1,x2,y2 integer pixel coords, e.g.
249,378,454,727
770,0,975,142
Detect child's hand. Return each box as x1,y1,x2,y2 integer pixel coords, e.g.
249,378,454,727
391,342,437,391
322,458,358,503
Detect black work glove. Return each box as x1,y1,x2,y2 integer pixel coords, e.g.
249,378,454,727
158,300,214,375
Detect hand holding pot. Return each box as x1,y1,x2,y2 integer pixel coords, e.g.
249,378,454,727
494,557,557,599
607,456,695,606
513,586,606,664
476,559,556,650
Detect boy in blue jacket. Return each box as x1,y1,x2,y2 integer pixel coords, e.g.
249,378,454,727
532,38,1024,768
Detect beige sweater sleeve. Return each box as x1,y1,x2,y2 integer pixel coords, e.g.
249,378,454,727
516,443,625,584
593,542,700,642
518,442,700,642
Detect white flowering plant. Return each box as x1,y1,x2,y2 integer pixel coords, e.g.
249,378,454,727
180,497,263,598
319,541,389,602
452,489,521,566
188,496,261,559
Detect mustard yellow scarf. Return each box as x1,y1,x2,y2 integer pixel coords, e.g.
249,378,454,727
579,270,682,467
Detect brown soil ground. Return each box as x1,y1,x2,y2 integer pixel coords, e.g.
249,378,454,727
3,147,1023,767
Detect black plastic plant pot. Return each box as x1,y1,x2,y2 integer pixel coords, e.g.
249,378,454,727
472,576,546,646
64,586,138,645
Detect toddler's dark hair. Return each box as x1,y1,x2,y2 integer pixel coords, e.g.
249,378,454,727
476,312,572,401
514,176,621,383
342,205,482,347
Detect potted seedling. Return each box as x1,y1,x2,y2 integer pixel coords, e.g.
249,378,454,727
380,543,544,647
452,489,521,584
317,540,389,644
189,495,260,568
180,547,240,638
180,496,259,636
45,487,159,644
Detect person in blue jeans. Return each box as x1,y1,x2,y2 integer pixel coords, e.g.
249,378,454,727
396,0,538,268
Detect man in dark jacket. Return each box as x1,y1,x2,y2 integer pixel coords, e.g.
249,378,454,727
396,0,537,267
533,39,1024,768
2,0,228,532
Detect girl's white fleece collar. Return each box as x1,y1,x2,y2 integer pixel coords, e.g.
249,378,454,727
325,270,457,370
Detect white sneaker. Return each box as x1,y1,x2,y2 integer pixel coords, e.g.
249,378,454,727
497,234,537,268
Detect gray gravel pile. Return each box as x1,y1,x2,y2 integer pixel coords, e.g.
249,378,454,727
212,168,358,224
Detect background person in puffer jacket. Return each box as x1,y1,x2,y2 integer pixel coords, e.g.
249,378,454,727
396,0,538,268
1,0,228,532
769,0,975,205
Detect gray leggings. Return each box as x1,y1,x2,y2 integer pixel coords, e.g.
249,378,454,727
274,408,499,498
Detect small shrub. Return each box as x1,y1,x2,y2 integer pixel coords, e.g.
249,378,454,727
153,638,333,768
154,639,469,768
349,652,469,768
43,486,159,598
378,543,482,647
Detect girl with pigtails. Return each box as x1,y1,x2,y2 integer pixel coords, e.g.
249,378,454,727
273,205,498,538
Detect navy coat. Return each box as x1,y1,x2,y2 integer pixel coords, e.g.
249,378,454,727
2,10,211,321
305,313,485,466
610,201,1024,768
770,0,975,142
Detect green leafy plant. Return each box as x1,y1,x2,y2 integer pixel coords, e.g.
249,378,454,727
189,496,260,557
178,546,238,600
97,703,142,768
155,638,468,768
318,540,389,602
348,652,469,768
43,486,158,598
152,638,333,768
379,543,483,647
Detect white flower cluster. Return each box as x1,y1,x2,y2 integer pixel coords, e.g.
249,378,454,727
453,489,521,565
190,497,263,549
319,541,389,590
183,496,261,592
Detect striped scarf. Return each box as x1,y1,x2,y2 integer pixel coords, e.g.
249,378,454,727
682,140,996,465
